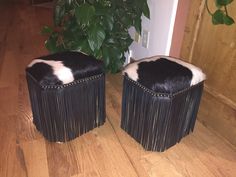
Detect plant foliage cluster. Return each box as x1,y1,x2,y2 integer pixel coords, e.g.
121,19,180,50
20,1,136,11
42,0,150,73
206,0,235,25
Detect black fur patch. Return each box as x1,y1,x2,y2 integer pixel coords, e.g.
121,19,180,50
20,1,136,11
137,58,193,93
27,62,62,85
26,51,104,86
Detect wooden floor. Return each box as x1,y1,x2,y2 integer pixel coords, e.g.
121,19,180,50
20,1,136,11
0,1,236,177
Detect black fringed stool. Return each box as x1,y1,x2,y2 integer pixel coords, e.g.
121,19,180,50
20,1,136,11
121,56,206,152
26,51,105,142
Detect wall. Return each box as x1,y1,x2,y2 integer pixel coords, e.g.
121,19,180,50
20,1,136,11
180,0,236,145
169,0,190,57
129,0,179,60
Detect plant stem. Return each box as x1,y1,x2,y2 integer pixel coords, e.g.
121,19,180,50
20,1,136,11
74,0,79,6
224,5,228,16
205,0,213,15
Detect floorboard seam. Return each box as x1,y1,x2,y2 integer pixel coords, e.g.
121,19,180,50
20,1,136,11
106,116,141,177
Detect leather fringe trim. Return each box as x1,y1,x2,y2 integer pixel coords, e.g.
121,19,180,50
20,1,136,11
26,73,106,142
121,76,204,152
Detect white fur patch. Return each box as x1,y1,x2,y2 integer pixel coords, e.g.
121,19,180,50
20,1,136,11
28,59,74,84
122,63,139,81
123,56,206,86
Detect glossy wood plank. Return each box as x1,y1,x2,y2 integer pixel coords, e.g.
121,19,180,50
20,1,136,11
106,76,236,177
20,139,50,177
180,0,236,145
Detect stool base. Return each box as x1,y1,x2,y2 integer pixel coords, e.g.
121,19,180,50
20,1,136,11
121,76,204,152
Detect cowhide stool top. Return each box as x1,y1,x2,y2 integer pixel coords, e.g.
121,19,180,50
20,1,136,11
123,56,206,93
26,51,104,86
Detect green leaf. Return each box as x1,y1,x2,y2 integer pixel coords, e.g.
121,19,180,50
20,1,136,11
120,15,133,27
215,1,223,8
102,15,114,31
88,0,95,4
124,36,133,49
134,17,142,34
54,0,66,26
223,15,235,25
212,10,224,25
41,26,53,35
88,24,106,51
94,3,109,15
110,54,124,73
215,0,233,6
102,47,110,67
134,0,144,9
142,1,150,19
93,48,103,59
75,4,95,26
45,37,58,53
106,38,116,44
102,46,124,73
75,39,92,55
63,29,75,39
110,47,123,60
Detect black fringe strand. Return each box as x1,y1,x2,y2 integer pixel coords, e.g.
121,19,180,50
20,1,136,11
121,76,204,152
26,72,106,142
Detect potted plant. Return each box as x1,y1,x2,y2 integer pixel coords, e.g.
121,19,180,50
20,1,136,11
206,0,234,25
42,0,150,73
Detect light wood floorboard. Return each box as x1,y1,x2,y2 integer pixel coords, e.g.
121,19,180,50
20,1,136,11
0,1,236,177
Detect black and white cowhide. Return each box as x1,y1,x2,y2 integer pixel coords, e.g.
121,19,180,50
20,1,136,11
26,51,104,86
123,56,206,93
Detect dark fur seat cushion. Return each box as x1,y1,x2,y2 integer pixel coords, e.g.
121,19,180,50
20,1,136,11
26,51,104,86
123,56,206,93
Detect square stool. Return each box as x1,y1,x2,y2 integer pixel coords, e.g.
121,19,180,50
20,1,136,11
26,51,105,142
121,56,206,152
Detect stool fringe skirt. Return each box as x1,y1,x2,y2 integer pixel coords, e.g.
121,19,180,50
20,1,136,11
26,73,106,142
121,76,204,152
